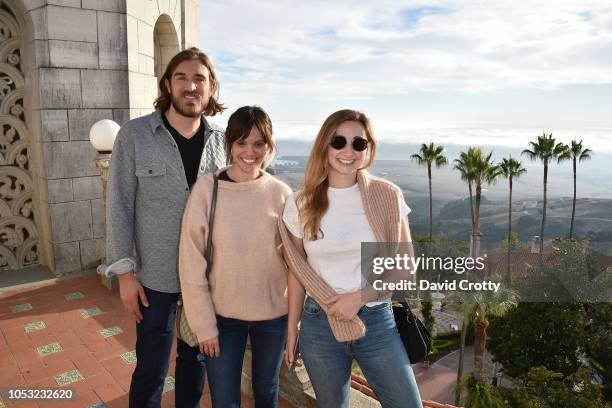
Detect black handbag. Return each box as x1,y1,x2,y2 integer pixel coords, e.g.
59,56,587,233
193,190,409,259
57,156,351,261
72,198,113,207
392,301,432,363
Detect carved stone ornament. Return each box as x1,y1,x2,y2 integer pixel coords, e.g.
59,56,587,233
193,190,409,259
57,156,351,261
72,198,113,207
0,2,39,271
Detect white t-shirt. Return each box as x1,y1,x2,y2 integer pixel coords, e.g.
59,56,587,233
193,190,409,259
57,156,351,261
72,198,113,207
282,183,410,305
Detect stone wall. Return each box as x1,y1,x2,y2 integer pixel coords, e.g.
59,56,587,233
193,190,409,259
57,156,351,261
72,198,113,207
9,0,199,275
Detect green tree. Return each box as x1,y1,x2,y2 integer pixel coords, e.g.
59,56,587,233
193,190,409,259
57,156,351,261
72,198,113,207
411,142,448,242
522,133,568,258
487,242,612,406
585,303,612,400
558,139,592,239
503,367,611,408
499,157,527,286
515,239,611,303
488,303,586,378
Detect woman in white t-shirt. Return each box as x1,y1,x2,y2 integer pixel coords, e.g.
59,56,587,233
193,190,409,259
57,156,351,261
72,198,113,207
282,109,423,408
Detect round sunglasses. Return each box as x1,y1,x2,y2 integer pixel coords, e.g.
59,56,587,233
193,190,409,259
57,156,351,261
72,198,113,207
330,135,369,152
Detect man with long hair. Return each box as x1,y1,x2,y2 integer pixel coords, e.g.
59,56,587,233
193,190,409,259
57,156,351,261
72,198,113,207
102,48,226,407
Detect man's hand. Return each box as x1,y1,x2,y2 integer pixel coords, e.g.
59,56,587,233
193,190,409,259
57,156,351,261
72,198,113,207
322,291,365,321
199,337,220,358
118,272,148,323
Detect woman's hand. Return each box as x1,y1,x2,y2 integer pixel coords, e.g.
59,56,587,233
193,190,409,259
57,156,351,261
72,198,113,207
284,329,302,368
199,337,220,358
323,291,365,321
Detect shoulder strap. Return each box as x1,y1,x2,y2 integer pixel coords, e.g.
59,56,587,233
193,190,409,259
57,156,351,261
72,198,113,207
401,301,416,318
205,174,219,278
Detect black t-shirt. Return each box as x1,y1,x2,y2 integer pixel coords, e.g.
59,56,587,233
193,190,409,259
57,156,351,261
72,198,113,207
217,170,235,182
217,169,263,183
162,113,206,189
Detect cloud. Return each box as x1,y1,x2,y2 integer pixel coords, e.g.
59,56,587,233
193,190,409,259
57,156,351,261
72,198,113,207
201,0,612,100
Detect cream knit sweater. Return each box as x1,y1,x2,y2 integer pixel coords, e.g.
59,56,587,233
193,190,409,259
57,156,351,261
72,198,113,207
179,168,292,342
278,170,412,341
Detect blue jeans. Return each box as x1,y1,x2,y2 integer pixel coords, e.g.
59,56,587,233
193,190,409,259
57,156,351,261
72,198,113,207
203,314,287,408
129,286,206,408
300,298,423,408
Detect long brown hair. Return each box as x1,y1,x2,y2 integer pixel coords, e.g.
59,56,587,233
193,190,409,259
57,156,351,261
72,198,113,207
225,106,276,166
153,47,225,116
297,109,377,240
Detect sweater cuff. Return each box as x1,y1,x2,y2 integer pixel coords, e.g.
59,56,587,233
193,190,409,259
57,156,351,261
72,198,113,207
193,313,219,343
97,257,139,277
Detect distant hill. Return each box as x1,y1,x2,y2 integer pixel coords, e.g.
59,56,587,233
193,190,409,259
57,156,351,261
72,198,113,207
406,195,612,253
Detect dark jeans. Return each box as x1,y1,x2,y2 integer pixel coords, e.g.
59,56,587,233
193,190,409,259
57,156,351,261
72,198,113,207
204,314,287,408
129,286,206,408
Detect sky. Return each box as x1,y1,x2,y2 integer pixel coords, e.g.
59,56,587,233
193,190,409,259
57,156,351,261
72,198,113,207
199,1,612,151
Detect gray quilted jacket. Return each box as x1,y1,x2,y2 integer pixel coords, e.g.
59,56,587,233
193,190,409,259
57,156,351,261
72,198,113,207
104,109,226,293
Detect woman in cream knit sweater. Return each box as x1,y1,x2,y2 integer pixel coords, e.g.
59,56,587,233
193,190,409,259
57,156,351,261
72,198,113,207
179,106,291,408
281,109,423,408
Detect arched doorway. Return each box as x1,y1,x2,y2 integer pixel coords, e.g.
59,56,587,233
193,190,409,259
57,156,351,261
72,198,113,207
0,1,39,271
153,14,180,81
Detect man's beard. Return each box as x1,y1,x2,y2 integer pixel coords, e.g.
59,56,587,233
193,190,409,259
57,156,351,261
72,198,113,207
170,92,206,118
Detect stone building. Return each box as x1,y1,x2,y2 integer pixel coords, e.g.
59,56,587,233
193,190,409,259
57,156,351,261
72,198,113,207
0,0,200,276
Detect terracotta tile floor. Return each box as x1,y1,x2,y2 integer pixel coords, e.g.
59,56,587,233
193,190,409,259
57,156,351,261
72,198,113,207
0,274,294,408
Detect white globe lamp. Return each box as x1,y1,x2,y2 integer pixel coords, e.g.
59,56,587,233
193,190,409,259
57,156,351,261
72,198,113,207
89,119,120,153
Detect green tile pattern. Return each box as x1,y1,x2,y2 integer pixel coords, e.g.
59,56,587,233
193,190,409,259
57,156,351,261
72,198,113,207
10,303,33,313
37,342,63,357
24,320,46,333
65,291,84,301
99,326,123,338
163,376,175,394
81,307,103,319
54,369,84,386
121,350,137,364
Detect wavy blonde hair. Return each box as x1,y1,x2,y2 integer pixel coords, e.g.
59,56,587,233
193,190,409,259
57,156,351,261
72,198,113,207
297,109,377,241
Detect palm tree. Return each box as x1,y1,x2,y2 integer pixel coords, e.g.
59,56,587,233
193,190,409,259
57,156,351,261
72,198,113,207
452,149,500,404
558,139,592,239
470,289,519,380
472,149,501,257
499,157,527,286
522,133,568,257
451,286,519,404
411,143,448,241
455,148,500,257
453,149,476,231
